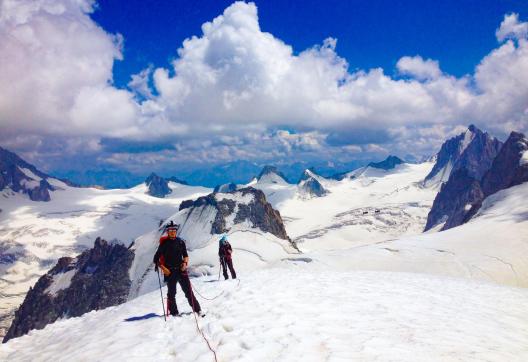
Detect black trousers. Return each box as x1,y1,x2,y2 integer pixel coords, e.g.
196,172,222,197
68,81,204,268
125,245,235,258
166,270,201,315
221,258,237,280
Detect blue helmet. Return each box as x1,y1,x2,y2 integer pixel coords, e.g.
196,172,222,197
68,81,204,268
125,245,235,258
220,235,227,243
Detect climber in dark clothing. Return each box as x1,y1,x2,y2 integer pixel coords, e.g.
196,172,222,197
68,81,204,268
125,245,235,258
153,223,202,317
218,235,236,280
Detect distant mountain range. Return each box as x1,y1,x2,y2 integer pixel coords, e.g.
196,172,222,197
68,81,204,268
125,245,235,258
49,159,371,189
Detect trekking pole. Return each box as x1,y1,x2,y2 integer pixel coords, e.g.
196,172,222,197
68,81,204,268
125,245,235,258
156,268,166,321
218,259,222,281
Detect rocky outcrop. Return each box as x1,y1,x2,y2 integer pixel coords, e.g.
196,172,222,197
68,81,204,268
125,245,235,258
0,146,57,201
257,166,289,184
145,173,171,198
368,156,404,170
424,125,502,187
179,187,292,243
298,169,328,197
425,129,526,232
3,238,134,343
214,183,238,193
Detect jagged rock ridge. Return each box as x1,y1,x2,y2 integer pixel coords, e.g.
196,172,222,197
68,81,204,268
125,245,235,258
425,129,525,231
0,146,63,201
179,187,292,243
424,125,502,187
3,238,134,343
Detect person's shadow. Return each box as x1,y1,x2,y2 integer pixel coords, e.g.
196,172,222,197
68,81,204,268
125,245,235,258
124,313,161,322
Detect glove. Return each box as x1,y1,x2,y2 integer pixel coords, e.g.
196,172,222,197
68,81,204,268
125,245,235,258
180,261,188,272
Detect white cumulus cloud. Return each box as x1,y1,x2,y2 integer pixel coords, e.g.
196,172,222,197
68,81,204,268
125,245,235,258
496,13,528,42
396,56,442,81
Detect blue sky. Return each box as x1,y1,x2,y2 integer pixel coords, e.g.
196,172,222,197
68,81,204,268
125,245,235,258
1,0,528,186
92,0,527,86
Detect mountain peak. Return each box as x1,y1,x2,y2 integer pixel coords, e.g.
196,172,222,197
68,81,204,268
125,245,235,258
257,165,289,184
144,173,171,198
368,155,404,170
0,146,57,201
467,124,479,133
424,126,501,187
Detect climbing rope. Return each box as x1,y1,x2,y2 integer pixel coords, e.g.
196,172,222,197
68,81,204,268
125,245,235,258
188,277,219,362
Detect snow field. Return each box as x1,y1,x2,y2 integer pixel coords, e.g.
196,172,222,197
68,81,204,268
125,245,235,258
2,269,527,361
268,163,437,251
312,182,528,288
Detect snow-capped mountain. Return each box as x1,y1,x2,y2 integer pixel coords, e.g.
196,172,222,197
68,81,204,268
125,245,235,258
144,172,171,198
425,129,526,231
423,125,502,188
297,169,329,197
256,165,289,185
4,238,134,343
0,146,74,202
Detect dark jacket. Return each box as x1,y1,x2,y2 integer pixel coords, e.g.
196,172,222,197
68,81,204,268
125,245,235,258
218,241,233,260
153,236,188,269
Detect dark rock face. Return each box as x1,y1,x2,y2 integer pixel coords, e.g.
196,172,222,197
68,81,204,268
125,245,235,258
425,125,502,185
368,156,404,170
180,187,291,242
425,130,526,232
480,132,528,196
425,169,484,231
145,172,171,198
27,179,52,202
3,238,134,343
257,165,289,183
213,183,237,193
298,170,328,197
0,146,56,201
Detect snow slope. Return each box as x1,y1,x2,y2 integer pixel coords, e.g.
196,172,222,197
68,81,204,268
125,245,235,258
1,268,527,361
313,181,528,287
0,182,211,336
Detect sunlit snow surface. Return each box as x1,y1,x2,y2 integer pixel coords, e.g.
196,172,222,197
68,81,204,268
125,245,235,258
254,163,437,252
1,269,527,361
